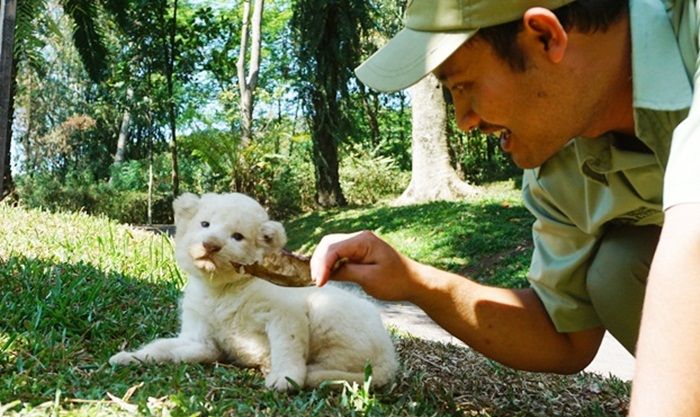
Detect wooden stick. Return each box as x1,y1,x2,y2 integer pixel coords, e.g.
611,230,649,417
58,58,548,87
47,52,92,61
234,249,346,287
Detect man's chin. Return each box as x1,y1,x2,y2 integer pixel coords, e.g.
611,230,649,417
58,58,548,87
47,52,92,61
513,160,541,170
509,150,555,170
510,154,537,170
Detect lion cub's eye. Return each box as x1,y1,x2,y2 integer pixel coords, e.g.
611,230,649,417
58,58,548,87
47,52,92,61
231,232,245,241
201,221,210,228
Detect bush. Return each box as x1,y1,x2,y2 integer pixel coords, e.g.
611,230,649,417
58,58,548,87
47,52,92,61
16,171,95,214
228,137,316,219
340,144,410,206
91,185,173,224
178,129,317,219
16,169,172,225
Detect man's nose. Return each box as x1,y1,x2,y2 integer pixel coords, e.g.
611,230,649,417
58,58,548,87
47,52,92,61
455,108,481,133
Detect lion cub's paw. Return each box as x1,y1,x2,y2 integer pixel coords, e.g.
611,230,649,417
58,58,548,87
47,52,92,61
109,351,139,366
265,368,305,392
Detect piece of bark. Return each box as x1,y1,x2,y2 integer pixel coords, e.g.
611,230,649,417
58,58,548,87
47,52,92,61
236,249,347,287
240,249,314,287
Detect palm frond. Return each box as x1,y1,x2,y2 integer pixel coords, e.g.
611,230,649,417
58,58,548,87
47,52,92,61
14,0,48,73
61,0,108,82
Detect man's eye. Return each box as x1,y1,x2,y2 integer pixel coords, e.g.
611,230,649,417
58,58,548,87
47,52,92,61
201,221,210,228
231,232,244,241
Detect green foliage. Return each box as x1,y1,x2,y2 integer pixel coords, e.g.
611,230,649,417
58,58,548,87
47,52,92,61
179,128,238,180
285,181,531,288
339,144,409,206
346,90,412,171
62,0,110,82
14,0,128,83
451,128,522,185
15,169,173,224
178,128,316,219
14,0,49,74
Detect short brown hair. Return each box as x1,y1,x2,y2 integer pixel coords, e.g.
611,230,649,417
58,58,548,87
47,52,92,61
476,0,628,71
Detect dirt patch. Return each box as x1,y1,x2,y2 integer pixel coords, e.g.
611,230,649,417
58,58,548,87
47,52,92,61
384,336,629,416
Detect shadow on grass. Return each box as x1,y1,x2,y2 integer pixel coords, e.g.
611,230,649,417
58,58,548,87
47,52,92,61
0,254,629,416
0,256,180,398
285,200,534,287
0,255,306,414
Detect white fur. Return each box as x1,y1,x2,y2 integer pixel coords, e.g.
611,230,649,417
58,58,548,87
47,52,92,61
109,192,397,391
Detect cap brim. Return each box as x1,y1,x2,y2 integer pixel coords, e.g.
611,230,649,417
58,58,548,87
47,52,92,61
355,28,476,92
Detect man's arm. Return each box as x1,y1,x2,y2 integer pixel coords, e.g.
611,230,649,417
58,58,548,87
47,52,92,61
630,203,700,416
311,231,604,374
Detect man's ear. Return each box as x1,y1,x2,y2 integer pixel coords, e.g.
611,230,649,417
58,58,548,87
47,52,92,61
522,7,568,63
173,193,200,229
257,220,287,252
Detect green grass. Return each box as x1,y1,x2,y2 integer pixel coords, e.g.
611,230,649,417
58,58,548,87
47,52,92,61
0,184,630,416
286,181,533,288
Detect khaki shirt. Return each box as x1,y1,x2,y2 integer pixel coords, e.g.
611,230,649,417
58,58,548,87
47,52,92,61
523,0,697,332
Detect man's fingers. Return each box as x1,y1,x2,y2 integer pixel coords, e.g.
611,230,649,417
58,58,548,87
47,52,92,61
310,231,372,286
310,235,348,286
312,249,341,287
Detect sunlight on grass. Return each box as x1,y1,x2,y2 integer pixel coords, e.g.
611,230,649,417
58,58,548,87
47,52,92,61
0,190,630,416
0,205,178,285
0,332,22,362
285,181,532,286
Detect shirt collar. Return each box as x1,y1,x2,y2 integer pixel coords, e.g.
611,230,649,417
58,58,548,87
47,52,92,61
630,0,692,111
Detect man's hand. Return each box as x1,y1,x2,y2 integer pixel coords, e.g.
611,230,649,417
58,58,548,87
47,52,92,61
310,230,424,302
310,230,604,374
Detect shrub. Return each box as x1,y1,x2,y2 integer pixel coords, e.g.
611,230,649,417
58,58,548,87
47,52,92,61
340,144,410,206
229,138,316,219
179,129,317,219
16,168,172,225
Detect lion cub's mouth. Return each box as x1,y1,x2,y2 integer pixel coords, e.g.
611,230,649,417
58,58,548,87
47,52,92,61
193,257,218,272
189,244,222,272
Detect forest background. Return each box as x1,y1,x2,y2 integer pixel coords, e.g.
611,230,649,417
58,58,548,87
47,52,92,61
0,3,638,415
0,0,519,222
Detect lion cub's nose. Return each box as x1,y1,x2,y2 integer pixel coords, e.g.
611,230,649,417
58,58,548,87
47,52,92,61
202,241,222,253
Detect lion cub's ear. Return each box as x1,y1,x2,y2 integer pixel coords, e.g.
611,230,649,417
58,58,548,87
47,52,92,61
258,220,287,252
173,193,200,228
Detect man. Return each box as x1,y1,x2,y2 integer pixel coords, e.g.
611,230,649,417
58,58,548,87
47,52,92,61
308,0,700,416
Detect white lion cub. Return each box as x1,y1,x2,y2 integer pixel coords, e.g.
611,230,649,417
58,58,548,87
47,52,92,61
109,192,397,391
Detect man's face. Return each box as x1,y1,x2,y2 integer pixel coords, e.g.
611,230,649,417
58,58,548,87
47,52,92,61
434,38,590,169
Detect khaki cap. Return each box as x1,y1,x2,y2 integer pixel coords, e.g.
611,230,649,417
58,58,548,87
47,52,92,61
355,0,575,92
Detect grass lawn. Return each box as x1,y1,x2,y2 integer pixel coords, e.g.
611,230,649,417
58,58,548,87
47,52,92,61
0,182,630,416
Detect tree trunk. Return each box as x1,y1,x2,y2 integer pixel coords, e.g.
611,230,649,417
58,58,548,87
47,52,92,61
114,88,133,165
166,0,179,198
311,94,346,207
237,0,263,147
0,0,16,201
358,84,380,147
394,74,478,205
2,57,15,199
148,140,154,225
